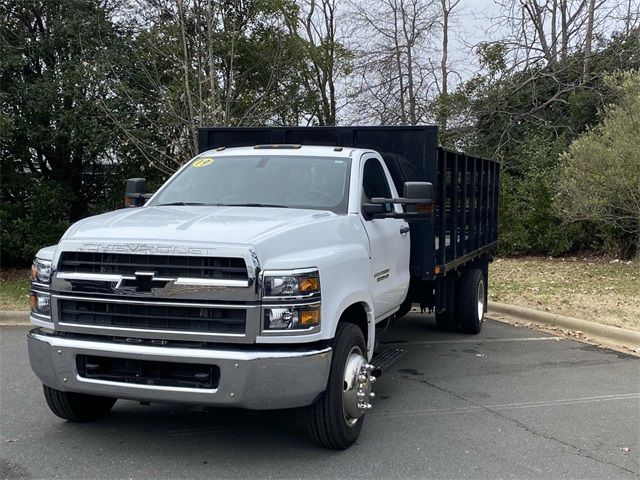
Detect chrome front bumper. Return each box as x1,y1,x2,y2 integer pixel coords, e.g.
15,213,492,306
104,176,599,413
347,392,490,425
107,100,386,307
28,329,332,410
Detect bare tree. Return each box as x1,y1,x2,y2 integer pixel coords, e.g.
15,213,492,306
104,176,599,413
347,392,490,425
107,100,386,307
436,0,460,128
284,0,350,125
349,0,440,125
101,0,306,174
489,0,614,71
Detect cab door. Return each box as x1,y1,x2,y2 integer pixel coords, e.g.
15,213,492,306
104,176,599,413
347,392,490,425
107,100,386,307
359,155,410,320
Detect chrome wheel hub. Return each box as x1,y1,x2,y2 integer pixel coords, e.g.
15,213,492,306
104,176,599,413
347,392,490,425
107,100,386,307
342,346,376,426
477,277,485,322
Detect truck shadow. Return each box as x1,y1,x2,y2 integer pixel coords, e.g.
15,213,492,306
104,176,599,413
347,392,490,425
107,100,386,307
52,312,474,458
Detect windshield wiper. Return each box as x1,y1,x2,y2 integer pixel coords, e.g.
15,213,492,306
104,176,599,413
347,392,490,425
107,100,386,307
221,203,289,208
156,202,289,208
156,202,213,206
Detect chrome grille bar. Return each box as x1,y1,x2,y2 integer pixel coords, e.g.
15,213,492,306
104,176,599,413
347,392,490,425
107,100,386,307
58,252,248,281
58,297,247,335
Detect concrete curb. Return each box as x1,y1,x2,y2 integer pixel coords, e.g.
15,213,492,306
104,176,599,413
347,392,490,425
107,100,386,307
488,302,640,349
0,310,29,325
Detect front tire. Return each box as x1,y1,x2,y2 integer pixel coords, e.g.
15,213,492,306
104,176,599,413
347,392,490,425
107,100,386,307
459,268,486,334
43,385,117,422
308,323,371,449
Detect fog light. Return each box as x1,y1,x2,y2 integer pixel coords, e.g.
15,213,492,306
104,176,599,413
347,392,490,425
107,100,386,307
264,305,321,330
265,307,298,329
30,292,51,316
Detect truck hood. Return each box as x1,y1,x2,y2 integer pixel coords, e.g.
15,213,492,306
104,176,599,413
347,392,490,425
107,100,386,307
62,206,335,247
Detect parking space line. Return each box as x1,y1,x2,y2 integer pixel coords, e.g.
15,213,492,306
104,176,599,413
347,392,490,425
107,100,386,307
370,392,640,419
381,336,564,346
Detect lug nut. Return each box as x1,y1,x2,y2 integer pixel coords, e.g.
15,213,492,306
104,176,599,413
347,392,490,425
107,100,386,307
369,392,376,399
357,391,365,398
358,374,367,382
370,376,376,383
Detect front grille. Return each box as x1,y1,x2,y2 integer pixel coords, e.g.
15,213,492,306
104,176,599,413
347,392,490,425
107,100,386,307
76,354,220,389
59,299,246,334
58,252,248,281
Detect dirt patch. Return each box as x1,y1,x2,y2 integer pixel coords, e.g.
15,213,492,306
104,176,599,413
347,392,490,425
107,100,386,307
0,269,30,310
490,257,640,332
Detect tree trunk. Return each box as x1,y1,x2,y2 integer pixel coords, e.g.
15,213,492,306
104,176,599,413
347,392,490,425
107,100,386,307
177,0,198,156
440,0,449,128
560,0,568,61
206,0,221,125
392,4,407,124
583,0,596,81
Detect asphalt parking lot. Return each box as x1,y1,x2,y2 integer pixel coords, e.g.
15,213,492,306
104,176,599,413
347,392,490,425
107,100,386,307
1,315,639,480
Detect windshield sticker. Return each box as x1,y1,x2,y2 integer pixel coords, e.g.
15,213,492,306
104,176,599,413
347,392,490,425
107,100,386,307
193,158,214,168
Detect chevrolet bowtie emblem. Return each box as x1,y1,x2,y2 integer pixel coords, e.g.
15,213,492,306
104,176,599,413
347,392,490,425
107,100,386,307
120,272,169,292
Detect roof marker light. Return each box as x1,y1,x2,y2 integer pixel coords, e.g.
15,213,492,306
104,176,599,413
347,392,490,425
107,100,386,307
253,144,302,150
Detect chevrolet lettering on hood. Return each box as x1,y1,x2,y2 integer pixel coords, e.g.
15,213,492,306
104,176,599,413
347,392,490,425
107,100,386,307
76,243,219,256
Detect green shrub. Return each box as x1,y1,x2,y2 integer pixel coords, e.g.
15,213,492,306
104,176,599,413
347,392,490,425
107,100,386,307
556,71,640,259
0,178,72,266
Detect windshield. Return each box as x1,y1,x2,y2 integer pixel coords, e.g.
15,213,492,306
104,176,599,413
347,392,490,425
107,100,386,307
150,154,351,213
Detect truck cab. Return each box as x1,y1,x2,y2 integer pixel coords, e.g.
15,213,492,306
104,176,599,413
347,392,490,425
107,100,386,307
28,127,499,449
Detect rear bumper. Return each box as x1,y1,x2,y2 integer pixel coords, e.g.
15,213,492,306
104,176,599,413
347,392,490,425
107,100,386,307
28,328,331,410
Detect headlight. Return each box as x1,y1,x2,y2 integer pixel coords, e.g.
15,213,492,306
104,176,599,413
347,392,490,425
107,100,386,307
264,304,321,330
31,257,52,319
30,291,51,316
31,258,52,284
263,269,320,298
262,269,321,332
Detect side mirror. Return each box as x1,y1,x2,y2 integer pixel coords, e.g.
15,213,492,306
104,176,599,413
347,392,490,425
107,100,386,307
125,178,147,208
403,182,434,215
404,182,433,201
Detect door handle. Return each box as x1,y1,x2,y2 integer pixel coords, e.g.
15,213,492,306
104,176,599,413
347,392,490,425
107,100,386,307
399,226,410,235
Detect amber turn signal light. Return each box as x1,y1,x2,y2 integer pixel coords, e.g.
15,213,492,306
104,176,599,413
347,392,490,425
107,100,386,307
29,293,38,310
415,203,433,213
299,277,319,293
299,309,320,326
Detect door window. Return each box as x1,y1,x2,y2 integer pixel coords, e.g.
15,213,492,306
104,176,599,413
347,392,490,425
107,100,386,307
362,158,394,219
362,158,391,202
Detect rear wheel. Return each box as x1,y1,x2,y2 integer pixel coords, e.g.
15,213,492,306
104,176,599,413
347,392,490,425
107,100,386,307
308,323,374,449
43,385,117,422
459,268,486,334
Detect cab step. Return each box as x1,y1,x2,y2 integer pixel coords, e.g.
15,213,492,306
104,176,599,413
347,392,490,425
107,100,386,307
370,348,405,378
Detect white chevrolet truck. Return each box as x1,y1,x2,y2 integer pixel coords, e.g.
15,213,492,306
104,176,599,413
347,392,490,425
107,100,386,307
28,126,499,449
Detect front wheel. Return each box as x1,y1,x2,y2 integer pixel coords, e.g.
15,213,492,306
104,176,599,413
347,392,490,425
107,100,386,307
43,385,117,422
308,323,375,449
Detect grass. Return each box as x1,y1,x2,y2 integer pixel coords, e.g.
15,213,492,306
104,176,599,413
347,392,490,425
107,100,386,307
490,256,640,332
2,258,639,332
0,269,30,310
